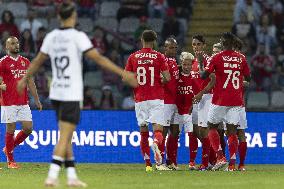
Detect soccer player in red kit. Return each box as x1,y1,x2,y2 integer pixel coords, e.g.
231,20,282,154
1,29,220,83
200,32,251,171
176,52,197,166
0,36,42,169
189,35,215,170
162,37,180,170
125,30,171,171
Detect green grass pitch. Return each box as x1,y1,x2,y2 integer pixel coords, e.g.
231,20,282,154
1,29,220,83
0,163,283,189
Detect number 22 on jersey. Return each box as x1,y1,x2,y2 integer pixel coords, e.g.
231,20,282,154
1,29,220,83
137,66,154,86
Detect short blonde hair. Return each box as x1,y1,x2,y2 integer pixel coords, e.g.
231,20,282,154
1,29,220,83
180,52,194,62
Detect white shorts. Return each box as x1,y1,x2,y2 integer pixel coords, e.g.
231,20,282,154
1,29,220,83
198,94,212,127
208,104,242,126
179,114,193,133
135,99,165,127
1,105,32,123
164,104,179,126
238,107,247,130
192,103,198,125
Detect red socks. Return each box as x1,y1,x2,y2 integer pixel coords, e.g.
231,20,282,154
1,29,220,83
14,130,29,147
167,134,179,165
219,130,226,156
140,132,151,166
238,141,247,166
209,146,217,165
166,134,173,164
188,132,198,163
5,132,15,162
208,129,224,160
201,137,210,167
154,130,163,145
228,134,238,166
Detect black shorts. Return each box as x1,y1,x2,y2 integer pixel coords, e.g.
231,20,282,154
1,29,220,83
51,100,81,125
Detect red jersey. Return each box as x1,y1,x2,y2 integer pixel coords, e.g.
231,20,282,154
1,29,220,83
206,50,250,106
164,57,179,104
125,48,168,102
0,55,29,106
190,54,212,94
176,73,195,115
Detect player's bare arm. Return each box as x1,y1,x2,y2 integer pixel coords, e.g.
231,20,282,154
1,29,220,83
161,70,171,83
85,49,138,88
17,52,48,94
0,76,6,91
27,77,42,111
193,73,215,103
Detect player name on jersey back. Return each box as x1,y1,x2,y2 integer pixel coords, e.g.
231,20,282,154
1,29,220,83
206,50,250,106
125,48,168,102
40,28,93,101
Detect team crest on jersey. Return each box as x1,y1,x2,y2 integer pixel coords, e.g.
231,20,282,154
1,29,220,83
21,60,25,67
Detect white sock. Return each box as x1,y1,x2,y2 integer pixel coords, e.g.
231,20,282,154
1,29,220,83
47,155,64,179
66,167,78,180
48,164,61,179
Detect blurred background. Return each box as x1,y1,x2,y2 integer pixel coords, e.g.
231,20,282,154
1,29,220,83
0,0,283,112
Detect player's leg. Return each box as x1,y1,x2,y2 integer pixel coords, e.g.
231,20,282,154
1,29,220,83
15,105,33,148
237,129,247,171
197,94,211,170
164,104,175,165
16,121,33,147
140,125,152,170
188,104,199,170
135,101,152,171
149,100,171,170
207,104,227,170
162,126,169,164
1,106,19,168
237,107,248,171
226,124,238,171
45,101,86,187
5,123,17,166
45,120,77,187
218,124,226,156
225,106,242,171
64,133,87,187
167,123,179,168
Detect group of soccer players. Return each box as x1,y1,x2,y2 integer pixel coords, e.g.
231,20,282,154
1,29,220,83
126,29,251,172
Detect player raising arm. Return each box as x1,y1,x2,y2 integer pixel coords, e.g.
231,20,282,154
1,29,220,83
17,2,137,187
0,37,42,169
200,32,251,171
125,30,171,171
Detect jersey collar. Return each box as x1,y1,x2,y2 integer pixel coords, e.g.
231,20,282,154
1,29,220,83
181,72,190,76
8,55,19,61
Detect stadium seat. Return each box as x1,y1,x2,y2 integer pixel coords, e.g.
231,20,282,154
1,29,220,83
178,18,188,32
78,18,94,33
99,1,120,17
118,17,139,34
94,17,118,31
148,18,163,33
6,2,27,18
271,91,284,108
48,18,60,30
92,88,102,107
37,18,48,29
247,92,269,109
0,4,7,17
84,71,103,89
15,18,25,28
